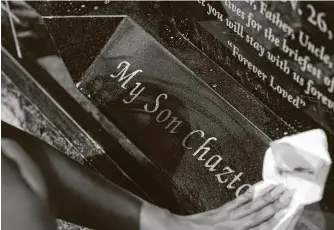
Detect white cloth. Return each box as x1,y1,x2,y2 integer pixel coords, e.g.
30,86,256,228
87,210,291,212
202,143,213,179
253,129,332,230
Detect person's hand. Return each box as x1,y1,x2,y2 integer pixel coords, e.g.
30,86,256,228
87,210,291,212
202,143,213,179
142,184,294,230
174,184,294,230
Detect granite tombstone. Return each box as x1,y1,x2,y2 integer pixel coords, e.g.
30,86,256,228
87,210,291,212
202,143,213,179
162,0,334,214
9,1,333,229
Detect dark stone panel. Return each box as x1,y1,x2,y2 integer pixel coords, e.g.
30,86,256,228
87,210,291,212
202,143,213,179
78,17,269,211
169,1,334,135
165,1,334,214
44,17,123,82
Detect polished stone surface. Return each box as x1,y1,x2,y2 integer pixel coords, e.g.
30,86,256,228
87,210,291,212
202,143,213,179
2,1,333,229
78,17,269,209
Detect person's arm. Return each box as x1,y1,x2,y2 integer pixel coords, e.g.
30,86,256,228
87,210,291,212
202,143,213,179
2,122,293,230
2,122,143,230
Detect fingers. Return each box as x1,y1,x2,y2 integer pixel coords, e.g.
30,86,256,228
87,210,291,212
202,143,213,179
257,209,288,229
223,185,258,212
186,185,263,219
194,186,257,219
243,189,295,229
248,209,287,230
230,184,286,219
